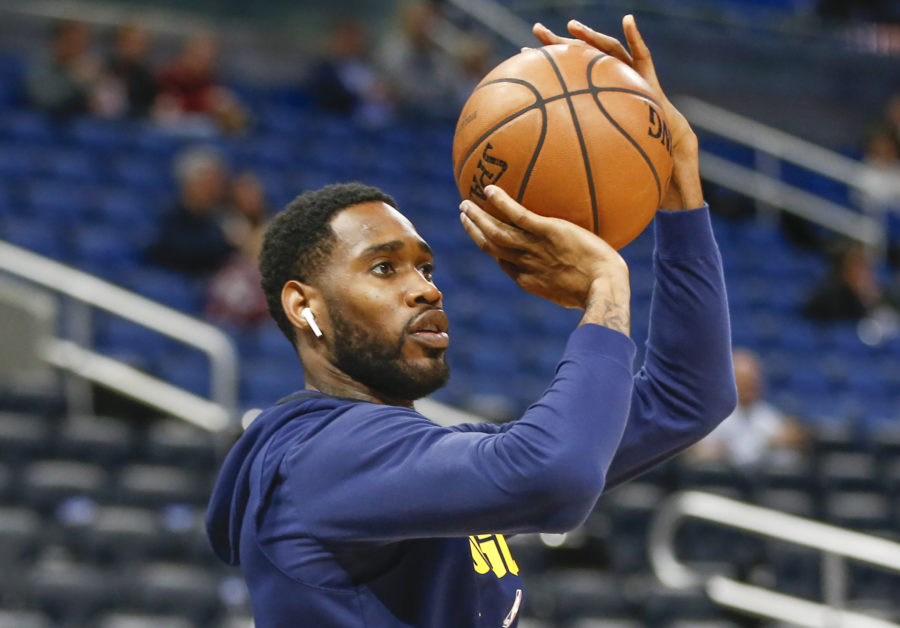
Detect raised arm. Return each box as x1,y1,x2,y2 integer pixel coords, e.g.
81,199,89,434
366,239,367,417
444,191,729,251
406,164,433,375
286,186,638,542
533,17,736,487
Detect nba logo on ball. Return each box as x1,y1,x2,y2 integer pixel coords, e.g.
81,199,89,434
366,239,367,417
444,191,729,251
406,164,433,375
453,43,674,250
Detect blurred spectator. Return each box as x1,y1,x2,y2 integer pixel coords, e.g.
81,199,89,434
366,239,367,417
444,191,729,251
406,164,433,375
817,0,900,23
802,242,886,321
689,349,807,470
455,34,493,102
206,226,268,328
308,19,392,124
377,0,465,118
26,19,100,117
146,146,233,274
223,172,270,248
101,22,158,118
885,93,900,152
155,33,248,133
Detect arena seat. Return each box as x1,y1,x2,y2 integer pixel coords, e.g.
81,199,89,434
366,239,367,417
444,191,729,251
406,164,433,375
55,414,137,467
2,218,67,260
0,412,51,466
26,557,114,623
145,418,217,471
0,110,56,144
94,612,195,628
639,581,719,625
754,488,815,519
823,491,893,531
117,464,208,508
0,610,52,628
567,619,643,628
0,506,41,565
544,569,631,622
21,460,108,513
126,562,220,621
817,452,880,492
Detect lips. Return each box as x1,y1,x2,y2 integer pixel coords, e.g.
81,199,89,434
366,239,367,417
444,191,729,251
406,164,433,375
408,309,450,349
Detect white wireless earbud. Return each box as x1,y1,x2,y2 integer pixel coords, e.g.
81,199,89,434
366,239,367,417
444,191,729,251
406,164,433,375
301,307,323,339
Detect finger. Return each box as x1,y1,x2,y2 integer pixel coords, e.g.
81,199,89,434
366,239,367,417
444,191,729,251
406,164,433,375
622,15,661,91
533,22,581,47
461,200,531,250
567,19,633,66
483,185,550,235
459,211,522,262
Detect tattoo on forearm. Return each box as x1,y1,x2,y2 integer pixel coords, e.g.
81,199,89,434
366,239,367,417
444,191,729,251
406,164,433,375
600,298,630,335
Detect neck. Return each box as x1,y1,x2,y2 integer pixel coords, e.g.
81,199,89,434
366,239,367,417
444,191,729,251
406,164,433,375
300,350,413,408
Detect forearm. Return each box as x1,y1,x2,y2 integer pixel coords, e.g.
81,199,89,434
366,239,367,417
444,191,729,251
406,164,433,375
605,206,737,489
298,326,636,541
580,275,631,336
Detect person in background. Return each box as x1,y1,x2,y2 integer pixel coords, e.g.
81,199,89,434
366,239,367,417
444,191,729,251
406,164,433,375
223,172,270,247
26,19,100,117
146,146,233,274
377,0,464,119
802,242,888,321
308,19,392,124
207,173,271,327
689,349,807,470
155,33,248,133
103,22,158,118
206,227,269,328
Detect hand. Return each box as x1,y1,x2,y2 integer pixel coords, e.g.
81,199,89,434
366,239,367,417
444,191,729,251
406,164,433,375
460,185,630,335
532,16,703,210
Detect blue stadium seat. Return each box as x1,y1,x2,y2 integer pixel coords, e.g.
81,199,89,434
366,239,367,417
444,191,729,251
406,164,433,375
0,110,57,144
94,316,175,363
39,148,100,184
1,218,67,259
0,145,38,177
241,359,303,407
23,181,93,223
65,117,133,151
72,225,141,272
108,156,170,190
122,269,203,314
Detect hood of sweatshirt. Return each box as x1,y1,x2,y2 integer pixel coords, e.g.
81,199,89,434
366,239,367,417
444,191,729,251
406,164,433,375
205,391,351,565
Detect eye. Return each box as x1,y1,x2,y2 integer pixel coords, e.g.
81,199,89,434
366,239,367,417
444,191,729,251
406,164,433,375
372,261,395,276
419,262,435,282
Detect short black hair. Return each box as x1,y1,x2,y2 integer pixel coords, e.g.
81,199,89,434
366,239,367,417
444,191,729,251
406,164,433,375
259,182,397,344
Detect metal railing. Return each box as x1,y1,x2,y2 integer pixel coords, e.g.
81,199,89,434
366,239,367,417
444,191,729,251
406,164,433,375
650,490,900,627
677,96,887,249
0,239,238,432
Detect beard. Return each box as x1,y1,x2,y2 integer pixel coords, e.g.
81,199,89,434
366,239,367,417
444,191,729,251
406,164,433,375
325,304,450,402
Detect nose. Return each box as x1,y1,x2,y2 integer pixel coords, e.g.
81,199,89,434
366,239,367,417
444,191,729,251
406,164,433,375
406,273,442,307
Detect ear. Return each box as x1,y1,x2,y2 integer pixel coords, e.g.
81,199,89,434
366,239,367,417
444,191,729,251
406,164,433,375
282,280,324,342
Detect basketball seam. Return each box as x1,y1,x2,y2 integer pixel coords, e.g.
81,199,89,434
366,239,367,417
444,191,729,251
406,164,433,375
454,78,546,183
456,79,660,186
539,48,600,234
586,55,663,208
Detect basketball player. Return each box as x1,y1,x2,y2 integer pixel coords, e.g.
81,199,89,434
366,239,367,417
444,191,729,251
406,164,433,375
207,16,736,627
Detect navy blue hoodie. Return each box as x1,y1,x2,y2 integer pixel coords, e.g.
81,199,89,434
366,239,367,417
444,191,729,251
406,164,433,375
207,207,736,627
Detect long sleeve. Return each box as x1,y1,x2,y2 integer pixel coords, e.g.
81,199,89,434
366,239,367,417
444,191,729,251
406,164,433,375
281,326,635,542
604,205,737,489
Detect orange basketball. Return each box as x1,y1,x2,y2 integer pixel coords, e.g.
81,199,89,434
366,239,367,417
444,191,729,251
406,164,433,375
452,43,674,250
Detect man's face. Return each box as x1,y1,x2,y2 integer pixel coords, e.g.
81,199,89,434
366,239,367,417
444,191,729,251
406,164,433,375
315,201,450,402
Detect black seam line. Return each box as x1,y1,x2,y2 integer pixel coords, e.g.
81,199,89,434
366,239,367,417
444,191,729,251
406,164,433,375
586,55,662,207
455,78,545,182
517,96,548,203
456,77,661,189
540,48,599,234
